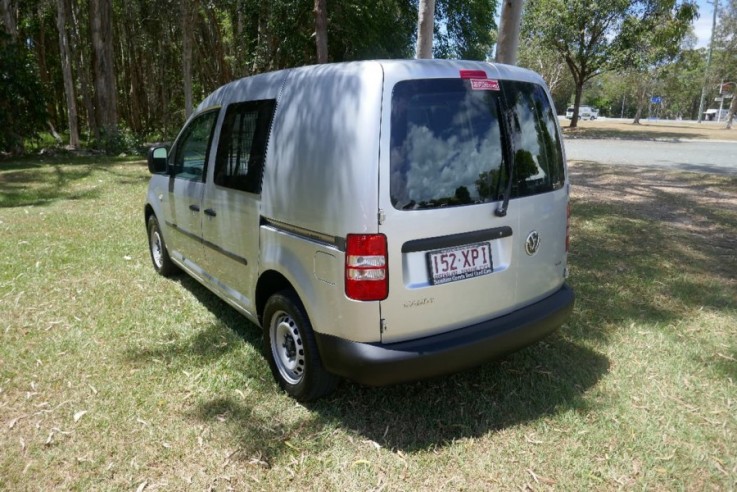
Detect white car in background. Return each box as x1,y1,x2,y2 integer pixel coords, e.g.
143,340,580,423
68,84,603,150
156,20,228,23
566,105,598,120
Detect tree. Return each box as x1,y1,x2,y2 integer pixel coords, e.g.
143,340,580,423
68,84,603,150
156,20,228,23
314,0,328,63
0,32,47,153
416,0,435,58
1,0,17,40
56,0,79,147
496,0,524,64
434,0,497,60
524,0,695,128
518,30,573,103
182,1,195,118
89,0,117,140
713,0,737,128
614,0,698,124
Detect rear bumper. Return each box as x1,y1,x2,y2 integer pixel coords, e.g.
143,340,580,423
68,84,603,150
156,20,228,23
315,284,574,386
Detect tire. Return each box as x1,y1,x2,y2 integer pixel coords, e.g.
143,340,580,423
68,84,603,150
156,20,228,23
263,290,338,401
147,215,178,277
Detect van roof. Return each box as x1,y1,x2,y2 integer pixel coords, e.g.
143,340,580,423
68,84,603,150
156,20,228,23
196,59,547,114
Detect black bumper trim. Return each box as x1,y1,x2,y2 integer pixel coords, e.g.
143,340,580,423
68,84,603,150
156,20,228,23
314,284,574,386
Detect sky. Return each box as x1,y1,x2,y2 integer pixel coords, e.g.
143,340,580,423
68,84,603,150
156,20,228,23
693,0,719,48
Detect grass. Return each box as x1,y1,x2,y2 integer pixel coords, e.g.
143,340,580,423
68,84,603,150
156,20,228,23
1,154,736,489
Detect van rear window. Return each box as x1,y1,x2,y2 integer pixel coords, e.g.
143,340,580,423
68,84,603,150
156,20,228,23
390,79,564,210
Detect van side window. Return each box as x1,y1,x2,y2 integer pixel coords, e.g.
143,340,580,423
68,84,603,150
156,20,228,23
214,99,276,193
171,109,220,181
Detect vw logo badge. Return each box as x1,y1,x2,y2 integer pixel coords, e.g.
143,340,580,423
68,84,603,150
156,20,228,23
525,231,540,256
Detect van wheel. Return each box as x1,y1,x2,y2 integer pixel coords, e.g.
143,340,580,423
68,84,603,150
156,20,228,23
147,215,178,277
263,291,338,401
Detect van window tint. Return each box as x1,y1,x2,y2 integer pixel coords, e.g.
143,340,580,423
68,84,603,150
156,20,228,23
390,79,564,211
390,79,505,210
504,81,565,197
214,99,276,193
171,109,219,181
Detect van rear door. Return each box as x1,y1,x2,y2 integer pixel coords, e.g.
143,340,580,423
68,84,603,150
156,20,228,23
377,71,567,343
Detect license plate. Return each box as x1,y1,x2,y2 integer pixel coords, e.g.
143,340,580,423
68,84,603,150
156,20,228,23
426,242,493,285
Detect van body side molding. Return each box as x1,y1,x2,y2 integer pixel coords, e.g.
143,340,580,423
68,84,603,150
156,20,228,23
401,226,513,253
262,218,346,251
165,220,248,266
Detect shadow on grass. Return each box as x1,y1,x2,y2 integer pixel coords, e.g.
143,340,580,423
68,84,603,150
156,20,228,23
136,271,608,455
187,328,608,455
123,275,262,366
309,337,608,451
0,155,147,208
567,163,737,372
562,127,716,142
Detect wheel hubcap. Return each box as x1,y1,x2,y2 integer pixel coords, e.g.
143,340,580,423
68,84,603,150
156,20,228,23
151,230,164,268
270,311,305,385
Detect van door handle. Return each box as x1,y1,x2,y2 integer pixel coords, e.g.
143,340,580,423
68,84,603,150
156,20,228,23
204,208,217,217
189,204,200,212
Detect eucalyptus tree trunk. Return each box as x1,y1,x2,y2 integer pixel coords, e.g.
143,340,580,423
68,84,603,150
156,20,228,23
181,1,194,118
71,0,96,139
90,0,118,138
1,0,17,41
496,0,524,65
314,0,328,63
56,0,79,148
416,0,435,59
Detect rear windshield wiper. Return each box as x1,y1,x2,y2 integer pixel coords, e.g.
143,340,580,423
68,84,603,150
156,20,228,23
495,109,515,217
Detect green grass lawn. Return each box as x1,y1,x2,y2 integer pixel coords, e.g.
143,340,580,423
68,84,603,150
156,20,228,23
1,156,735,489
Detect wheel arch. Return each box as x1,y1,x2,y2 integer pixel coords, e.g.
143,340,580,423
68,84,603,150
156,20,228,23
144,203,155,225
255,270,295,325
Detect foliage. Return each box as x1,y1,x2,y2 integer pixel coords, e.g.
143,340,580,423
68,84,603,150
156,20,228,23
713,0,737,126
517,37,575,113
0,32,48,154
523,0,697,126
434,0,498,60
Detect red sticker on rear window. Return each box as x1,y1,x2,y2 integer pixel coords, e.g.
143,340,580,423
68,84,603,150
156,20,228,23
470,79,500,91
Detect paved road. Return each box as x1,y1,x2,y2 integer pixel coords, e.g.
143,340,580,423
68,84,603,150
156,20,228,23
564,138,737,175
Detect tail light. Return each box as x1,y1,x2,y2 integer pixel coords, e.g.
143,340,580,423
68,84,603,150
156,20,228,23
566,202,571,253
345,234,388,301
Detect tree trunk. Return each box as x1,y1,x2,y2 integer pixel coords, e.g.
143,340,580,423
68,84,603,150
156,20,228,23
90,0,118,137
570,81,583,128
495,0,524,65
71,0,95,140
1,0,17,41
56,0,79,148
314,0,328,63
182,1,194,118
725,93,736,130
416,0,435,59
632,83,648,125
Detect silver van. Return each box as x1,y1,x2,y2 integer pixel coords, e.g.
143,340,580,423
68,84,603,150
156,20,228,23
145,60,574,401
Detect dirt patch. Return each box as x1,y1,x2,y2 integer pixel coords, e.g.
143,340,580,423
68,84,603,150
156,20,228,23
562,119,737,142
569,161,737,255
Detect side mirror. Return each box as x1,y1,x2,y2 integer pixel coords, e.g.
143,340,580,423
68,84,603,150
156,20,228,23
147,146,169,174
